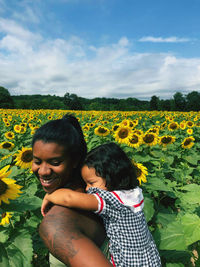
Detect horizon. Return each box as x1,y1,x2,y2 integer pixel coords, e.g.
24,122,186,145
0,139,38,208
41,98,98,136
0,0,200,100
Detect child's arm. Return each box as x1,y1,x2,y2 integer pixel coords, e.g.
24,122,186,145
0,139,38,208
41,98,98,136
41,188,99,216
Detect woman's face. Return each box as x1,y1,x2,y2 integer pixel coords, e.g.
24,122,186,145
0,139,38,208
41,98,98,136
32,140,73,194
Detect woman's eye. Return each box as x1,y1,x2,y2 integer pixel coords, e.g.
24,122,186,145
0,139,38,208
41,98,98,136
50,160,61,166
33,160,41,165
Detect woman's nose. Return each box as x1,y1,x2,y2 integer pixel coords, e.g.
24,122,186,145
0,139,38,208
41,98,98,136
38,163,51,176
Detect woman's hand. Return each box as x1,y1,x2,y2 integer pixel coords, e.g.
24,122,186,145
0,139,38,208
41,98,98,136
41,194,52,216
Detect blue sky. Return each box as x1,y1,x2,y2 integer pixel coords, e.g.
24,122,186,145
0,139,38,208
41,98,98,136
0,0,200,100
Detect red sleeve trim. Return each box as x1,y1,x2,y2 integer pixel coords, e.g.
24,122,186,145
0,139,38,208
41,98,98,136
133,198,144,208
111,254,116,267
95,193,104,214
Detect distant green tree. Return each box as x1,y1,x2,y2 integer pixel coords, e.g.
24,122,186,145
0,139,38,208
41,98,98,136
0,86,14,108
16,100,32,109
150,95,159,110
186,91,200,111
88,101,101,110
173,92,186,111
63,92,83,110
159,99,172,111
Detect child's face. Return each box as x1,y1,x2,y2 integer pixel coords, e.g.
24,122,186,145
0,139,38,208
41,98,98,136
81,165,107,191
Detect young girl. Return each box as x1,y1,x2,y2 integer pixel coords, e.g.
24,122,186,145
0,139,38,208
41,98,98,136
41,142,161,267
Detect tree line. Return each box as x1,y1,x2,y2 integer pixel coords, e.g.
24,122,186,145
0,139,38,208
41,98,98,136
0,86,200,111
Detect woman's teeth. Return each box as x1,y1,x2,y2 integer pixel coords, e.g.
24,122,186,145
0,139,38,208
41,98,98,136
40,177,56,184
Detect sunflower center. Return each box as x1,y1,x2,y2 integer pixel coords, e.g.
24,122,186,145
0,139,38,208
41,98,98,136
143,134,154,143
0,180,8,195
169,123,177,129
118,129,128,139
113,125,119,131
184,139,192,146
187,122,193,127
1,212,6,219
129,135,139,144
98,127,107,134
161,137,172,144
21,150,33,163
2,142,12,148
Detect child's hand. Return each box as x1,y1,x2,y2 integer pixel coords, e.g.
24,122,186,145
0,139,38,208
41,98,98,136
41,194,52,216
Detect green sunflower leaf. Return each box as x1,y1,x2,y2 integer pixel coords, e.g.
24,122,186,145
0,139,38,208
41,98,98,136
0,243,9,267
143,196,155,222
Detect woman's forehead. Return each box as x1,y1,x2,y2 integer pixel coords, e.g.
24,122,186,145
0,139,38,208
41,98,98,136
33,140,66,156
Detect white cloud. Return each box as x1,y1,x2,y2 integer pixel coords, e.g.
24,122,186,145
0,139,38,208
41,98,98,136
139,36,190,43
0,18,41,42
0,19,200,100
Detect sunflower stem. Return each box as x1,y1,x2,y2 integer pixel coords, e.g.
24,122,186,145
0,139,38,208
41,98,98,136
10,218,15,228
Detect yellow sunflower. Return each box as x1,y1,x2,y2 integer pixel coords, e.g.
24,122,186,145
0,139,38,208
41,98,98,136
181,137,195,149
133,129,143,136
127,133,142,148
20,122,27,128
5,131,15,140
128,120,136,128
112,124,120,132
187,128,193,135
121,119,130,127
114,126,132,144
168,122,179,131
8,115,12,121
132,161,148,185
142,132,158,146
83,125,90,131
147,127,160,135
3,118,8,123
94,126,110,137
160,122,167,130
5,122,10,127
186,121,194,128
20,126,26,134
0,141,15,151
89,123,95,128
179,121,186,130
0,212,13,226
0,165,22,205
14,124,21,133
15,147,33,169
159,135,176,147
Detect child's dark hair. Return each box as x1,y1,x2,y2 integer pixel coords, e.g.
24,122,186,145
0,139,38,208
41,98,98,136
84,142,139,191
32,114,87,180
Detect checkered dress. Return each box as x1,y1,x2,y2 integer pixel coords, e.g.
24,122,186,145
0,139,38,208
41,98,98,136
87,187,161,267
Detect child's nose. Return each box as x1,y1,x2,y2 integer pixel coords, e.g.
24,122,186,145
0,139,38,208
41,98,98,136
85,185,90,191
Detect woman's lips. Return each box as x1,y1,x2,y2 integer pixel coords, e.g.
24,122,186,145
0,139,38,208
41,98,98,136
39,177,59,187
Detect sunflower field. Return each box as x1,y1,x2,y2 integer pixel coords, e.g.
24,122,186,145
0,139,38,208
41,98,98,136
0,109,200,267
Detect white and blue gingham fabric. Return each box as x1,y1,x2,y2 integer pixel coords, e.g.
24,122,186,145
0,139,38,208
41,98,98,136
87,187,162,267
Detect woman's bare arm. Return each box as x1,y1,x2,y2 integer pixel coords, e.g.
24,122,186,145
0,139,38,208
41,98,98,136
39,204,112,267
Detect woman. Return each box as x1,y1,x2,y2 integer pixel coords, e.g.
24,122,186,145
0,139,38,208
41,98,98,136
32,114,112,267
